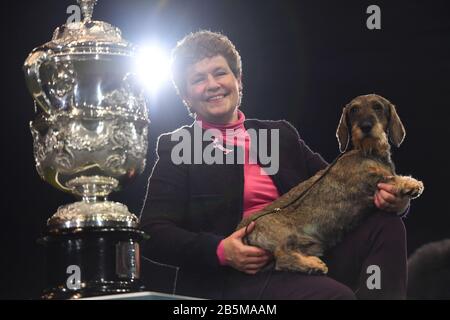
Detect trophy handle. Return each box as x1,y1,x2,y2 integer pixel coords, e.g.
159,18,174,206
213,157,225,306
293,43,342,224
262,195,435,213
23,49,52,114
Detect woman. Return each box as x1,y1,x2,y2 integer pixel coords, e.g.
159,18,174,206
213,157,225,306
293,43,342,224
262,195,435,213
140,30,410,299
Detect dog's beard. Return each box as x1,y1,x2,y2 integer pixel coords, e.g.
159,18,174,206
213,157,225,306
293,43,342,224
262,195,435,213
352,127,390,156
359,137,380,155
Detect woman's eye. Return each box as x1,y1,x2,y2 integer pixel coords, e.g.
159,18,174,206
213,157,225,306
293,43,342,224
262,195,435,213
191,78,204,84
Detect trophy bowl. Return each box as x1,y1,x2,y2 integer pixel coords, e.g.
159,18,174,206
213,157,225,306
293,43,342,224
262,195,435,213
30,115,148,192
30,113,148,230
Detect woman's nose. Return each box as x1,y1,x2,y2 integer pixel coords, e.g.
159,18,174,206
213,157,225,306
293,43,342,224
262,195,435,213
206,74,220,91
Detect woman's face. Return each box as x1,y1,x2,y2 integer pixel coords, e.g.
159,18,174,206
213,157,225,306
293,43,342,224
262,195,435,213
183,55,242,124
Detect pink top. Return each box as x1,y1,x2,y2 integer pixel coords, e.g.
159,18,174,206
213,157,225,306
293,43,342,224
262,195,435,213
196,110,279,266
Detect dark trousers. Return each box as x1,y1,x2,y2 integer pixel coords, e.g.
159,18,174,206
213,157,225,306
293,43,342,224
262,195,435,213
221,212,407,300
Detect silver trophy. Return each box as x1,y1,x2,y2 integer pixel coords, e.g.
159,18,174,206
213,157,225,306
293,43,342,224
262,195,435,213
24,0,148,298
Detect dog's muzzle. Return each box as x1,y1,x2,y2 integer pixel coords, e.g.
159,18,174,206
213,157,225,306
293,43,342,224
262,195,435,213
359,121,374,135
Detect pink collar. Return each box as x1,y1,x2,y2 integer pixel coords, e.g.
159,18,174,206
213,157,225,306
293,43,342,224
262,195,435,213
196,110,246,132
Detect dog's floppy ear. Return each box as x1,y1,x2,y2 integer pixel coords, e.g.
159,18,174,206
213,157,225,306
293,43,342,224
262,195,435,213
387,103,406,147
336,106,350,153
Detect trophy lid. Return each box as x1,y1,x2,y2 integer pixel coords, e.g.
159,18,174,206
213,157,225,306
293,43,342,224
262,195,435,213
45,0,132,53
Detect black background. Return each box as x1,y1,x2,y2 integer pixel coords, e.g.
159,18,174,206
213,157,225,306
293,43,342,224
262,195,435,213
1,0,449,299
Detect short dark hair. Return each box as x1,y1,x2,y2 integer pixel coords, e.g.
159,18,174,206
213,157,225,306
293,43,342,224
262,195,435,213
170,30,242,97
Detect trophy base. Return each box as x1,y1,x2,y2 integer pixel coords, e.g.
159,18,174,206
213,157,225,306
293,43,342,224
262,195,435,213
41,280,144,300
39,226,148,300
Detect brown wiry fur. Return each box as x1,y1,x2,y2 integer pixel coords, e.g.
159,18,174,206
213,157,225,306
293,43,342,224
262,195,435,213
238,94,424,274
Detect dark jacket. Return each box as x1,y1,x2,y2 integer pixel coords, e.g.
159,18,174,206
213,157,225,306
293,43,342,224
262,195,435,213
140,119,327,299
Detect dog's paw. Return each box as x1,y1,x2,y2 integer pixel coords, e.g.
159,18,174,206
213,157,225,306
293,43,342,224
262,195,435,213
296,255,328,275
380,175,396,184
400,178,424,199
306,256,329,275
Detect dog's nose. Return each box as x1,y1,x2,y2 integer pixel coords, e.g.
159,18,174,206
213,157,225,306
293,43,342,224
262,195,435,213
360,121,373,134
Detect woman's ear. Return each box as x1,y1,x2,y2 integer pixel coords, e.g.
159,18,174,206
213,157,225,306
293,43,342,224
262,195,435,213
238,75,243,92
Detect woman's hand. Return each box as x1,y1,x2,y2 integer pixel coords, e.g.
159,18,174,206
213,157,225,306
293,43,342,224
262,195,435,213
222,222,272,274
375,183,410,215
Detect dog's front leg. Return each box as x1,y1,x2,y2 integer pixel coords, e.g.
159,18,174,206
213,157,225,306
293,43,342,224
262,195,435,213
383,175,424,199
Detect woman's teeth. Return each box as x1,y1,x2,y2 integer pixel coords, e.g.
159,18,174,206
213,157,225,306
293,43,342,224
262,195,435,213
208,95,224,101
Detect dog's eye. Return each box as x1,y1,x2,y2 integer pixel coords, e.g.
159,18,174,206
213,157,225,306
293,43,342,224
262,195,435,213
373,103,383,111
349,106,359,115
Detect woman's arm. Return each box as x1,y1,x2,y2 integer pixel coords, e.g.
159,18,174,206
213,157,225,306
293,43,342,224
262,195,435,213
281,120,329,176
140,133,224,271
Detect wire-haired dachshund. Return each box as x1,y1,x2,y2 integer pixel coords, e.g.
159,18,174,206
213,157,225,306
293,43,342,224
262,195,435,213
238,94,424,274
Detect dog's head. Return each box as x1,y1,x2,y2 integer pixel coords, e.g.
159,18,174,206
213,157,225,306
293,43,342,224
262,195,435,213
336,94,405,153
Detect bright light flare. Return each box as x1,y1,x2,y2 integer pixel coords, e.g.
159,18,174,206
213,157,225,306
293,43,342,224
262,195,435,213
135,45,171,93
